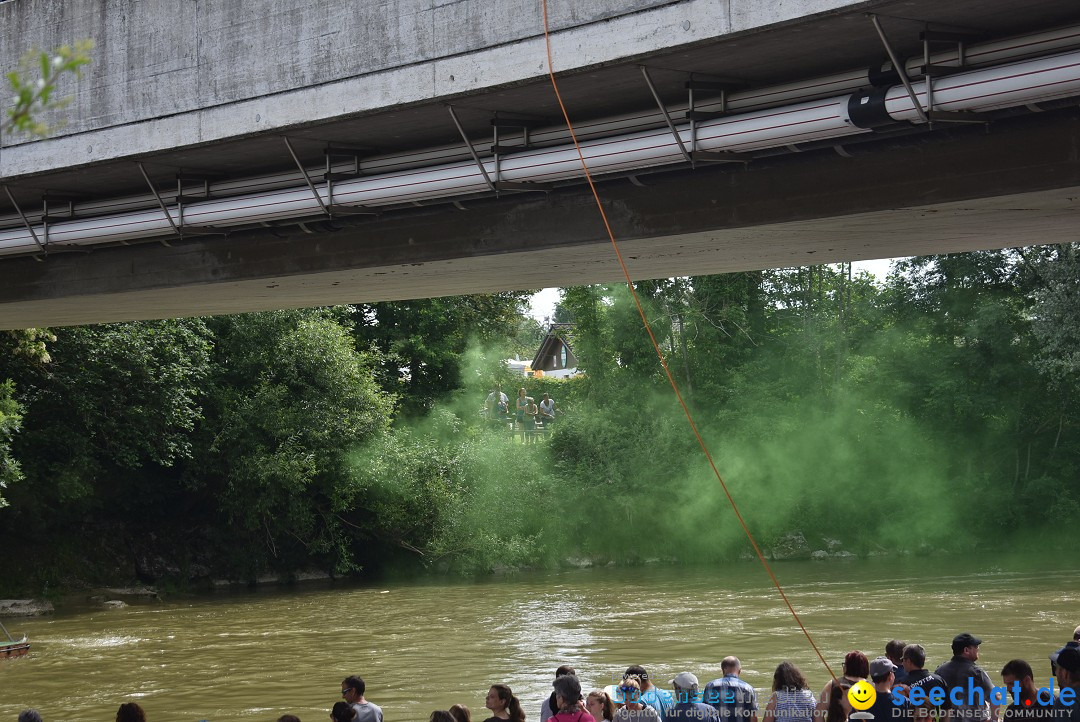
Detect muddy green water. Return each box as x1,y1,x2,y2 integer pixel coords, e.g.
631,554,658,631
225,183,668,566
1,554,1074,722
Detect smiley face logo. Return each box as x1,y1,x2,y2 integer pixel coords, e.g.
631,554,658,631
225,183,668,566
847,680,876,711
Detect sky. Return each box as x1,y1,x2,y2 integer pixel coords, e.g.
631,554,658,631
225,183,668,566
526,257,899,321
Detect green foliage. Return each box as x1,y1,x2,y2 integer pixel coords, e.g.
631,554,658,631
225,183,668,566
4,250,1080,592
11,320,212,504
352,293,531,416
4,40,93,137
0,380,23,509
198,309,393,575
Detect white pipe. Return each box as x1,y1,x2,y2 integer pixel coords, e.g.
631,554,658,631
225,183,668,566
4,21,1080,230
884,51,1080,120
3,22,1080,231
1,48,1080,257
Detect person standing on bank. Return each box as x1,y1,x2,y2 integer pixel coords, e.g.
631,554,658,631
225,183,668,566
516,388,529,427
549,675,594,722
342,676,384,722
625,665,674,720
614,677,660,722
900,644,947,721
817,651,868,722
541,666,578,722
704,656,758,722
586,690,616,722
935,633,997,722
865,657,898,722
524,396,539,443
486,684,527,722
763,662,816,722
667,672,719,722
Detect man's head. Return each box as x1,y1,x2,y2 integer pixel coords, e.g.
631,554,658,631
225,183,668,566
342,676,366,703
555,665,576,679
952,633,982,660
902,644,926,672
543,394,550,400
624,665,651,690
870,656,896,687
721,656,742,676
1055,648,1080,689
1074,626,1080,642
18,711,43,722
1000,659,1034,690
886,640,907,666
671,672,699,702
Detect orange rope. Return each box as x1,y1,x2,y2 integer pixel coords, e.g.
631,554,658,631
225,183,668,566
539,0,840,686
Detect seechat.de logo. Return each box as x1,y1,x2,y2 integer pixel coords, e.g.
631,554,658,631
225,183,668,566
848,681,877,711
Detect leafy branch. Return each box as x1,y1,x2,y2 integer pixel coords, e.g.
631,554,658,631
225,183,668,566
4,40,93,138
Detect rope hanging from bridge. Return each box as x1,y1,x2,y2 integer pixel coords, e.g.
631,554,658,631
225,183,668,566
539,0,842,687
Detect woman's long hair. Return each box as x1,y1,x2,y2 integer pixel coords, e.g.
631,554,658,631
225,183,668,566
826,652,867,722
491,684,526,722
772,662,809,692
587,691,615,721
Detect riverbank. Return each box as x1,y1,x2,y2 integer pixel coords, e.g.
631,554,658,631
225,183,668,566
0,530,1004,618
0,517,982,600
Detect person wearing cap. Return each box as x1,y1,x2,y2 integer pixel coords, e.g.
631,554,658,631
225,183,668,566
624,665,674,721
549,675,594,722
541,666,578,722
1053,647,1080,722
866,656,900,722
704,657,759,722
1050,627,1080,679
666,673,719,722
900,645,947,721
934,633,997,722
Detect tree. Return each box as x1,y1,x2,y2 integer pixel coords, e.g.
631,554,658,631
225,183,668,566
0,330,53,508
195,309,394,574
351,292,530,415
0,380,22,509
7,320,212,508
0,38,91,507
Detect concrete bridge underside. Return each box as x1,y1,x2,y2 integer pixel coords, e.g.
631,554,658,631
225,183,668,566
2,0,1080,328
1,108,1077,329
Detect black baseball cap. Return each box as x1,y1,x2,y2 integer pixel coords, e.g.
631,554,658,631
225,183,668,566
952,633,983,654
1056,647,1080,676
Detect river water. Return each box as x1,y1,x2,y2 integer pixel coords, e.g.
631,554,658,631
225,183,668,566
1,554,1074,722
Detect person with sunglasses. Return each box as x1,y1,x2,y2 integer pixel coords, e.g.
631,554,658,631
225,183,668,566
614,677,660,722
341,676,384,722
